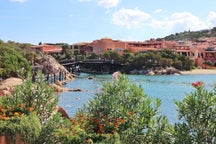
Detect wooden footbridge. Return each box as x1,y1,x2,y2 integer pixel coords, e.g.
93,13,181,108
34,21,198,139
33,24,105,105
59,59,124,74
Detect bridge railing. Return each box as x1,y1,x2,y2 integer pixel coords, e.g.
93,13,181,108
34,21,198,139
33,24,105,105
59,58,123,65
32,69,67,84
59,59,76,64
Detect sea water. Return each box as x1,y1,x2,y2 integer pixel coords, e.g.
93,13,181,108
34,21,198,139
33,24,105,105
58,73,216,124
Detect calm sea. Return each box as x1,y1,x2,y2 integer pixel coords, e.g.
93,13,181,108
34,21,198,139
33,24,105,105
58,73,216,124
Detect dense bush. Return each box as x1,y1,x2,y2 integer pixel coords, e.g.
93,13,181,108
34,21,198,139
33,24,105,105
0,43,31,79
163,27,216,41
76,72,173,143
174,81,216,143
1,72,215,143
56,73,216,143
130,50,194,70
0,74,59,143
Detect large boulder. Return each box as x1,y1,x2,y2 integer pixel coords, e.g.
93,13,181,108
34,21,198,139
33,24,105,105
0,77,23,90
0,77,23,96
34,55,74,81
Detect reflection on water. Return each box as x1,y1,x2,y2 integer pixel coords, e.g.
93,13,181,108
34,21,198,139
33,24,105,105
58,73,216,124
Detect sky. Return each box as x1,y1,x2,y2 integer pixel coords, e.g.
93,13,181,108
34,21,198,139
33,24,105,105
1,0,216,45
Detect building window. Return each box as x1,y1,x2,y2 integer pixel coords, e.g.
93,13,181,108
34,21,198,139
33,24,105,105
116,48,122,52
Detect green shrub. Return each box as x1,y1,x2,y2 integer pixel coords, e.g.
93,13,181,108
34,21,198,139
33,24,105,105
0,44,31,79
77,72,173,143
2,73,58,123
0,112,41,144
0,73,59,143
174,81,216,143
35,113,68,144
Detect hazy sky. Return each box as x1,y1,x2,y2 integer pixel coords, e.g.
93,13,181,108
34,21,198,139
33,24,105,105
1,0,216,44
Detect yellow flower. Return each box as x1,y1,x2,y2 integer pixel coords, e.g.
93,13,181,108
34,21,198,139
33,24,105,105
0,108,5,113
18,103,25,108
9,112,13,116
8,106,13,111
1,116,7,120
14,112,20,116
28,107,34,112
0,106,4,112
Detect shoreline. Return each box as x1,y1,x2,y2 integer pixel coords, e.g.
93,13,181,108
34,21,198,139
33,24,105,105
180,69,216,75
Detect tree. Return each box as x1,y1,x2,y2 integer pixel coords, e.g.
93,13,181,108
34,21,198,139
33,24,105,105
62,44,72,60
102,50,123,61
178,55,194,70
172,60,182,70
130,53,147,69
161,49,178,62
131,51,163,69
86,53,99,59
0,44,31,79
122,49,133,64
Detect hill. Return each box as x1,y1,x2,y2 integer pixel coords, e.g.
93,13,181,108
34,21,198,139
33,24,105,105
158,27,216,41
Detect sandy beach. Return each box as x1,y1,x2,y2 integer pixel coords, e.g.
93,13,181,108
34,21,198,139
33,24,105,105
180,69,216,75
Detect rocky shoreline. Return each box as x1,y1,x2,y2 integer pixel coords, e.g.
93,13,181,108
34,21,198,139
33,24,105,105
1,53,216,95
128,67,181,75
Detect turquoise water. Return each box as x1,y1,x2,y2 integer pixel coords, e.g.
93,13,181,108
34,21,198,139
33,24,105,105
58,73,216,124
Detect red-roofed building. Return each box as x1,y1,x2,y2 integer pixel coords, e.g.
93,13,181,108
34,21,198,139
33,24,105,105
31,45,62,54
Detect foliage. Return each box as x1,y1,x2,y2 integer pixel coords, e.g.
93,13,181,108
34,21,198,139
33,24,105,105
77,72,173,143
129,50,194,71
0,43,31,79
160,49,179,62
54,115,89,144
174,81,216,143
0,112,41,144
2,73,59,123
204,61,214,66
62,44,73,60
130,53,148,69
36,113,68,144
162,27,216,41
177,55,194,70
102,50,123,61
122,49,133,64
86,53,99,59
0,73,60,143
0,104,34,121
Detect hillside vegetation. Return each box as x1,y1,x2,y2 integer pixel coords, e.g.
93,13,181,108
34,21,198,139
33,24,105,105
0,40,33,79
159,27,216,41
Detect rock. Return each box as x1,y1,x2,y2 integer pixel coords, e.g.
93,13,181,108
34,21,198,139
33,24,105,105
2,90,11,95
147,70,155,75
0,77,23,90
88,76,94,80
138,70,148,75
35,54,74,81
57,106,70,119
129,69,139,74
68,89,85,92
50,83,68,92
166,67,180,75
55,81,62,87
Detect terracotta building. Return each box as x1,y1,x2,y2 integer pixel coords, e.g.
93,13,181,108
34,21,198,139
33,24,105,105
89,38,127,55
31,44,62,54
77,38,178,55
72,37,216,67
